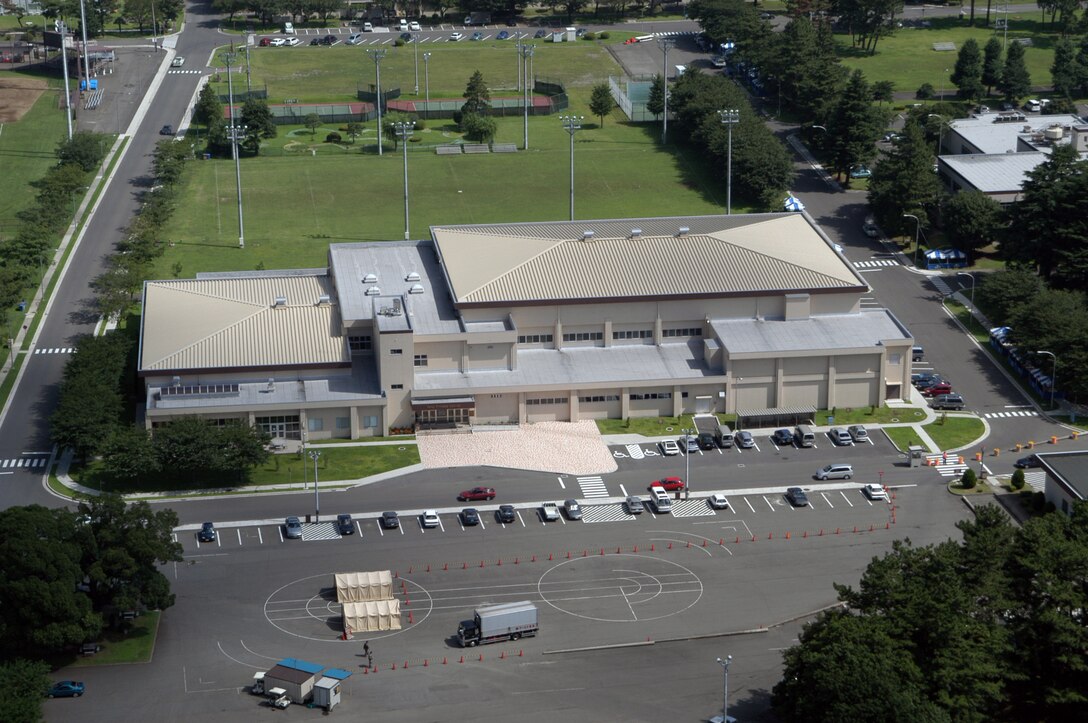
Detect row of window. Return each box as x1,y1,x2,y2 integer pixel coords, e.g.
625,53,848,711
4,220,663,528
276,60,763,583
564,331,603,342
414,355,427,367
348,336,372,351
613,330,653,340
307,417,353,432
662,327,703,337
630,392,672,400
526,398,566,406
518,334,553,344
580,395,620,403
358,329,701,354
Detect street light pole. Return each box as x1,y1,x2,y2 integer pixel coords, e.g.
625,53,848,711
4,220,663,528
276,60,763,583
309,450,321,523
718,109,739,215
58,21,73,141
77,0,90,87
903,213,920,268
956,271,976,305
717,656,733,723
413,33,419,94
560,115,583,221
1035,350,1057,410
423,52,431,108
658,38,673,144
368,48,387,156
226,52,246,249
522,45,535,150
394,121,415,240
683,427,693,499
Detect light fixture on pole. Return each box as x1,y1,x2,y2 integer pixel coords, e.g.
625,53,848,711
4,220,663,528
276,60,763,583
716,656,733,723
309,450,321,523
718,109,739,215
521,44,535,150
367,48,387,156
516,32,523,93
1034,350,1057,410
58,21,72,140
956,271,976,305
658,37,673,144
412,33,419,94
423,52,431,108
559,115,583,221
903,213,921,268
226,52,246,249
394,120,415,240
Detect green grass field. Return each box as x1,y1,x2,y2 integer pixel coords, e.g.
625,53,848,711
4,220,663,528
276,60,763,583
69,611,160,666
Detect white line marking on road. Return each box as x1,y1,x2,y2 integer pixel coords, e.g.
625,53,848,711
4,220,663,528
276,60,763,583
258,528,263,544
517,510,526,527
237,528,242,545
763,496,775,511
839,491,854,507
438,518,445,533
399,522,404,535
820,492,835,508
744,497,756,513
377,523,384,537
557,476,566,489
619,484,628,497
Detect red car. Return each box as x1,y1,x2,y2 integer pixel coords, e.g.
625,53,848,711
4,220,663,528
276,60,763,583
921,382,953,397
651,477,685,492
259,37,272,46
458,486,496,501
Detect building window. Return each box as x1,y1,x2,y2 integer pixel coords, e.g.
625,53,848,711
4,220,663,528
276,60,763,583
348,335,372,351
390,348,403,355
630,392,672,401
308,418,324,432
391,384,404,390
612,329,653,340
562,331,603,342
490,394,503,398
336,417,350,430
362,415,378,428
662,327,703,337
518,334,553,344
526,397,566,405
578,394,620,403
414,354,428,367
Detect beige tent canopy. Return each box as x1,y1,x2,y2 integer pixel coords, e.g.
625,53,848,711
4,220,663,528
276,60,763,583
334,571,393,602
342,599,402,633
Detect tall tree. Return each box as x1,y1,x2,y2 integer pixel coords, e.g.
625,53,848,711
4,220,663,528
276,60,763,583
825,69,881,182
461,70,491,116
951,37,984,101
974,267,1046,325
942,189,1004,255
867,119,939,237
192,83,224,128
646,74,665,120
1050,36,1080,98
981,36,1004,95
0,659,52,723
998,40,1031,100
589,82,616,126
239,98,277,154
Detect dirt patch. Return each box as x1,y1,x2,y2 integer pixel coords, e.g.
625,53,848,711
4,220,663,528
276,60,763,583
0,76,48,122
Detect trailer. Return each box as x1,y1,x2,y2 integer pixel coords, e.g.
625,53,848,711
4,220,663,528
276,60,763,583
457,601,538,647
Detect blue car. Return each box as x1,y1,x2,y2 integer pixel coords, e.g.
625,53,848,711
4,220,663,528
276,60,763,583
48,680,85,698
496,30,510,40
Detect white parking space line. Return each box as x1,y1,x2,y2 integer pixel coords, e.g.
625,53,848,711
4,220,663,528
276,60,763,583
438,518,446,532
559,514,566,525
377,524,384,537
278,527,284,542
751,441,761,452
517,510,526,527
762,496,775,511
839,491,855,507
479,517,486,530
258,528,263,544
399,523,404,535
557,476,565,489
744,497,756,513
820,492,835,508
619,484,628,497
355,521,361,535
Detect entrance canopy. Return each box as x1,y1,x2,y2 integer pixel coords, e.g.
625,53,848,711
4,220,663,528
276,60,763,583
735,405,816,429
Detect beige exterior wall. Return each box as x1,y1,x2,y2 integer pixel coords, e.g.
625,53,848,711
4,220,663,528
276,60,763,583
628,390,675,417
304,407,352,440
467,342,511,370
834,379,877,408
375,331,415,430
474,393,518,424
414,340,462,371
576,390,622,419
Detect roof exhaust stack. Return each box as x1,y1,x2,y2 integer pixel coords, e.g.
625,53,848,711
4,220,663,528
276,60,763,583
630,228,642,238
272,296,287,308
677,226,690,236
582,230,595,240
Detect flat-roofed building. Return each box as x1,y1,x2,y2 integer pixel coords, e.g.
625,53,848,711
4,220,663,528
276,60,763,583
138,213,915,436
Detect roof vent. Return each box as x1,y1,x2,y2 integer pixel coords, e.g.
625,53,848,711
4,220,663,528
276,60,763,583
630,228,642,238
582,230,595,240
391,298,403,315
315,294,331,306
405,271,421,282
365,286,381,296
677,226,690,236
272,296,287,308
409,284,425,294
363,273,378,284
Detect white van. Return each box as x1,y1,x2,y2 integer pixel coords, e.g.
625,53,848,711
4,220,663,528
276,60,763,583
815,463,853,480
347,32,364,45
674,64,687,78
795,424,816,448
649,487,672,513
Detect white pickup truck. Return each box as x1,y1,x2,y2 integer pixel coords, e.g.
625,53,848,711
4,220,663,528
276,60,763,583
540,502,560,521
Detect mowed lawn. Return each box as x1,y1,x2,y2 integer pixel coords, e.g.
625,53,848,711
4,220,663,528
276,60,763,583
0,75,69,242
838,16,1061,93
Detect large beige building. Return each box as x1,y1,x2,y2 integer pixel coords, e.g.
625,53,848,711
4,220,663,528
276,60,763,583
138,213,914,439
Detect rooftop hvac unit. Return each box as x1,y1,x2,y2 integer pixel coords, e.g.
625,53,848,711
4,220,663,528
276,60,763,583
582,230,594,240
363,273,378,284
677,226,690,236
392,298,403,315
316,294,331,305
405,272,421,282
272,296,287,307
365,286,381,296
1044,126,1064,141
630,228,642,238
409,284,424,294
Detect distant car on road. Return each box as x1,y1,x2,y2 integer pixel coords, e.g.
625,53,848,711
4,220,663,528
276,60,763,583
269,37,287,46
421,510,440,528
785,487,809,506
534,28,548,38
829,427,853,446
563,499,583,520
471,31,483,40
309,37,321,45
336,514,354,535
496,505,516,523
660,439,680,456
862,222,881,238
159,125,174,136
409,21,421,31
259,37,272,46
171,56,185,67
198,522,216,542
459,486,496,501
708,493,730,510
771,428,794,446
930,393,965,410
849,165,872,179
863,483,887,501
625,496,645,514
380,511,400,529
400,32,413,41
450,31,464,41
1014,455,1039,469
321,34,337,45
47,680,85,698
285,36,301,46
284,516,302,539
651,476,685,491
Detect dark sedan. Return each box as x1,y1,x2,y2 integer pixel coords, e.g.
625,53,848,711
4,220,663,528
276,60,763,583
771,428,794,446
1014,455,1040,469
460,508,480,526
198,522,216,542
336,514,355,535
380,511,400,529
495,505,516,523
48,680,85,698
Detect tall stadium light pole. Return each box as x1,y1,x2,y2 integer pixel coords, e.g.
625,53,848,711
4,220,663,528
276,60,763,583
59,22,73,140
1034,351,1057,410
368,48,387,156
903,213,920,268
309,450,321,523
517,32,523,93
423,52,431,107
412,33,419,94
226,52,246,249
718,109,739,215
658,38,673,144
78,0,90,86
560,115,583,221
394,121,415,240
245,41,251,93
522,44,535,150
150,0,158,48
717,656,733,723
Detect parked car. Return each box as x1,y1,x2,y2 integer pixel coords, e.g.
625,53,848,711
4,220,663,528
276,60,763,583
321,34,337,45
785,487,809,506
400,32,413,41
930,393,966,410
563,499,583,520
471,31,483,40
913,373,944,389
346,32,364,44
362,22,373,31
697,432,716,450
259,37,272,46
863,483,887,501
198,522,216,542
460,508,480,525
459,486,496,501
921,382,953,397
285,36,301,46
534,28,548,38
284,516,303,539
815,463,854,480
711,55,728,68
47,681,85,698
540,502,560,521
171,56,185,67
862,222,881,238
336,514,354,535
848,425,869,443
1014,455,1039,469
380,511,399,529
680,435,700,452
771,428,794,446
269,37,287,46
496,504,517,523
849,165,872,178
496,30,510,40
625,496,645,514
449,31,464,41
575,27,586,37
651,476,685,491
660,439,680,456
708,493,730,510
649,487,672,513
421,510,440,528
409,21,421,31
309,37,321,45
159,125,174,136
736,430,755,449
829,427,853,446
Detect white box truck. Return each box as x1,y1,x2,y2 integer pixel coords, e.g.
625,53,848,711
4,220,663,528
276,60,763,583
457,601,538,647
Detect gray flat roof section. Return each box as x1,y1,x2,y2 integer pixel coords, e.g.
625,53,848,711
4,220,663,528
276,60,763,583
949,113,1083,154
329,240,462,336
1037,450,1088,501
147,366,383,411
941,152,1048,193
711,310,911,355
413,340,720,393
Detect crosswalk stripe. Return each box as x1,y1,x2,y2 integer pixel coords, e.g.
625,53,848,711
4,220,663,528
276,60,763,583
670,499,717,518
581,504,636,524
625,444,644,460
34,348,74,354
1,458,47,468
300,522,342,541
577,476,608,498
853,259,898,269
983,410,1037,418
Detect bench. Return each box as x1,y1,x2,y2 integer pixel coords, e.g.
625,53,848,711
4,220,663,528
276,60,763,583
492,143,517,153
435,145,462,155
463,144,490,154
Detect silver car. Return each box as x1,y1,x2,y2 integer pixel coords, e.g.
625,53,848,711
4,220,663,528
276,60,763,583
848,425,869,442
284,516,302,539
829,427,853,446
625,496,645,514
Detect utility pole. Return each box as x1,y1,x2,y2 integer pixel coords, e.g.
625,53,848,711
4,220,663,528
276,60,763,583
658,38,673,144
718,109,739,215
522,45,535,150
368,48,387,156
59,21,72,140
395,121,416,240
226,52,245,249
560,115,583,221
